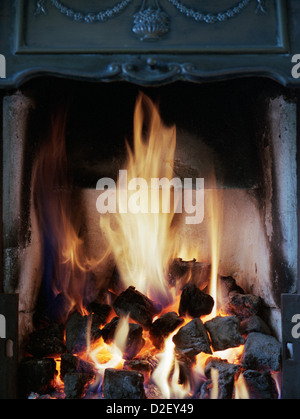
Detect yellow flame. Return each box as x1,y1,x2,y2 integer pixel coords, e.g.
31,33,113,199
151,328,190,399
151,333,175,399
100,93,179,304
210,367,219,399
170,357,191,399
207,173,224,316
212,345,244,364
193,352,211,377
114,315,130,354
235,374,250,399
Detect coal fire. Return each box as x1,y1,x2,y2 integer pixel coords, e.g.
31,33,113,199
19,92,281,399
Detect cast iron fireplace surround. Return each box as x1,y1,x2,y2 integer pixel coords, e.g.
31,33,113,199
1,0,300,400
0,0,300,88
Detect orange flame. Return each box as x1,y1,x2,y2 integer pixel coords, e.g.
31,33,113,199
32,105,101,318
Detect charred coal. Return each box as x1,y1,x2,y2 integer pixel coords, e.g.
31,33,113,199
149,311,184,349
179,283,214,318
205,315,245,351
103,368,145,399
173,318,212,357
113,286,162,329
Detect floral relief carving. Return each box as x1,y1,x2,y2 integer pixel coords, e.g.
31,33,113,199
35,0,267,41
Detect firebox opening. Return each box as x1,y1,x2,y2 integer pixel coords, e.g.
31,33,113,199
1,75,297,399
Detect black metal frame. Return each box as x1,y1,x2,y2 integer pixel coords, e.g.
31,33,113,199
0,0,299,88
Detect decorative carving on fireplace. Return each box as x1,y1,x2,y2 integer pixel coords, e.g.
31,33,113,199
35,0,266,25
103,59,229,85
132,1,169,41
35,0,133,22
0,0,296,88
34,0,268,42
161,0,266,23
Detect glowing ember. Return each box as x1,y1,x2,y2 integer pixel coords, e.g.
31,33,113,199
88,315,130,374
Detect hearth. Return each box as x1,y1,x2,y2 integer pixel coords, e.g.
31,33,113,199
1,0,300,400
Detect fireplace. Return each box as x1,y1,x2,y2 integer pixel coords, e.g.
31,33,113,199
1,0,300,400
